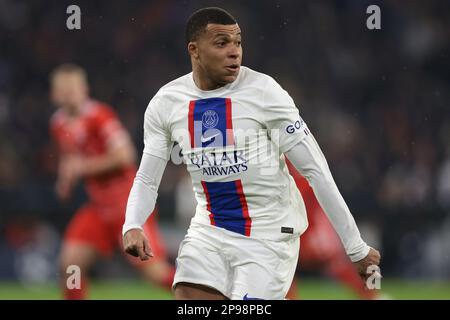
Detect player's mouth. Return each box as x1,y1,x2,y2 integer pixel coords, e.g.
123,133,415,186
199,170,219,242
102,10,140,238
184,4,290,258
225,64,240,73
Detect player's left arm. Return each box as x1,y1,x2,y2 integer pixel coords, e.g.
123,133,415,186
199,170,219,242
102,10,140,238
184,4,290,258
285,134,381,274
263,76,380,280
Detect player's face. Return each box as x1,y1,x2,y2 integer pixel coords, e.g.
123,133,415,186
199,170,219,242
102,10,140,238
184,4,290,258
51,72,88,113
193,23,242,88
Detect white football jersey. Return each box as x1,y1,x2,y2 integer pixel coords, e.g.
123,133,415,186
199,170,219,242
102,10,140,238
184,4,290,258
144,66,310,240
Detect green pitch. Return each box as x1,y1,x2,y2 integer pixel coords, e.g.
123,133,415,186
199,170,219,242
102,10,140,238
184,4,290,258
0,279,449,300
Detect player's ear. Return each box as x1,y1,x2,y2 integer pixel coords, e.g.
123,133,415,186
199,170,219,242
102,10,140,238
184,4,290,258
188,41,199,59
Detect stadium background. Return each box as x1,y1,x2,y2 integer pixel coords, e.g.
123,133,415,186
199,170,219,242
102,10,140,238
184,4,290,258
0,0,449,299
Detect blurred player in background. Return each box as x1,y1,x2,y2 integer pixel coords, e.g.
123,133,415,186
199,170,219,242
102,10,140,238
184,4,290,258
49,64,175,299
285,159,379,300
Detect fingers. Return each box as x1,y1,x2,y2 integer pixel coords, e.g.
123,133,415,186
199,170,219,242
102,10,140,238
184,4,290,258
136,244,150,261
367,248,381,266
143,238,154,259
55,180,72,202
373,248,381,264
125,245,139,257
125,244,150,260
354,248,383,287
123,230,153,261
353,247,382,279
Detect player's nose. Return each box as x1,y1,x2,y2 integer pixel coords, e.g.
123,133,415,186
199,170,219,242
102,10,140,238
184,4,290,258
227,45,241,59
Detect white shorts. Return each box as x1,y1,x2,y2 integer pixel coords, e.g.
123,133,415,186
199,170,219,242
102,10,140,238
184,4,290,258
173,221,300,300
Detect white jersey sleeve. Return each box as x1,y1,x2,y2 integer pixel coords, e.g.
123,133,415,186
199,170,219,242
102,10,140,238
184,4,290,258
143,95,173,160
285,133,370,262
263,77,309,153
122,152,168,236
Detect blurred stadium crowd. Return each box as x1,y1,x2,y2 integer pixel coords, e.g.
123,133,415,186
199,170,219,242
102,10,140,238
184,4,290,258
0,0,449,284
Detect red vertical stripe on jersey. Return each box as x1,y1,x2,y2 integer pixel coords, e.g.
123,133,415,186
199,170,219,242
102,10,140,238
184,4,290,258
235,180,251,236
188,100,195,148
225,98,234,145
201,180,215,226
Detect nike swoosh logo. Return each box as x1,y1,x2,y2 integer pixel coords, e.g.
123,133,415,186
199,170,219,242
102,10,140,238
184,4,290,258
243,293,263,300
201,133,220,143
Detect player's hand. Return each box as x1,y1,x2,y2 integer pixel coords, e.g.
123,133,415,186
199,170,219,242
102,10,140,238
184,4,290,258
353,247,381,285
56,160,75,201
55,177,73,201
123,228,154,261
55,155,85,201
63,155,85,179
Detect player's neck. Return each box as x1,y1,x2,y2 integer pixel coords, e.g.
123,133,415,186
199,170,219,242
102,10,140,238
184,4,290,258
192,67,226,91
64,99,89,118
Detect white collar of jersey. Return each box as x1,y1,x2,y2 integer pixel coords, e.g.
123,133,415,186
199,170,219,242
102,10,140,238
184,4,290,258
188,67,243,94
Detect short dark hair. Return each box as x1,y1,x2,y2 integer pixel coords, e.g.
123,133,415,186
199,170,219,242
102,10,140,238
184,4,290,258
185,7,237,45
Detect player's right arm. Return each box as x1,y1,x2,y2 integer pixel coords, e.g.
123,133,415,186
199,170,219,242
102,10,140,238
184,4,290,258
49,118,77,202
122,95,172,261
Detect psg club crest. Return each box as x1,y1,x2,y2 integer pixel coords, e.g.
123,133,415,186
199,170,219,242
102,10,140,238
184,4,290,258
189,97,235,148
202,110,219,129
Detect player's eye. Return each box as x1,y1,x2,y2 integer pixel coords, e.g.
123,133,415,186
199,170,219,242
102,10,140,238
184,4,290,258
216,41,226,47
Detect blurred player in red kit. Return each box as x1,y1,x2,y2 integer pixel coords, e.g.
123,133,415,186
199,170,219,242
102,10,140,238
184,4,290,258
49,64,175,299
285,159,378,300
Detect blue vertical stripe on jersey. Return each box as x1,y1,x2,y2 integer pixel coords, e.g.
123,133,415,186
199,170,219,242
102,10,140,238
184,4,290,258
190,97,232,148
201,180,251,236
